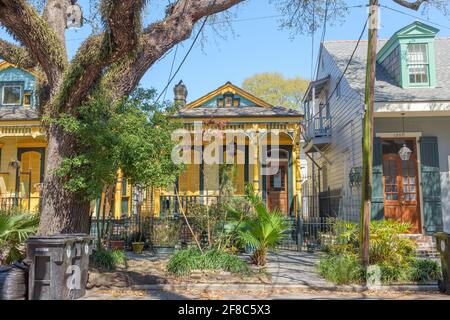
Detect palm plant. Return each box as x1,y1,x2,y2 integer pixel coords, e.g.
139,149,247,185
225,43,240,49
0,211,39,265
237,192,288,266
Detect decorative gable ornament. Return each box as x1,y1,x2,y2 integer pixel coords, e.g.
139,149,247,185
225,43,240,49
398,144,412,161
66,2,83,29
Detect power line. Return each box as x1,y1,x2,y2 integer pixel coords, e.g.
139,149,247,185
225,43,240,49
313,0,330,79
322,15,369,112
380,4,450,31
162,44,179,101
155,16,209,103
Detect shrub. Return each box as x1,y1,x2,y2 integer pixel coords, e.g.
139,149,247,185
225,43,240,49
319,254,364,285
0,211,39,265
320,220,441,284
167,247,250,276
409,258,442,283
91,249,127,271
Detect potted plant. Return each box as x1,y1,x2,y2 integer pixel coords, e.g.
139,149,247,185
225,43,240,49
110,232,126,251
152,217,180,254
131,232,146,254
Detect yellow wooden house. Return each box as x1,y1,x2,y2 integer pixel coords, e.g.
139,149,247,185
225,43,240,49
143,82,304,217
0,61,132,216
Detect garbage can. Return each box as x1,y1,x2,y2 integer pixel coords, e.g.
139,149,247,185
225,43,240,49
26,234,92,300
70,234,93,299
435,232,450,294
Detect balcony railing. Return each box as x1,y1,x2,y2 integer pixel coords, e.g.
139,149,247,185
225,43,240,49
306,115,332,139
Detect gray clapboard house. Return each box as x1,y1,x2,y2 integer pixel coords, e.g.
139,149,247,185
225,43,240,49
303,21,450,235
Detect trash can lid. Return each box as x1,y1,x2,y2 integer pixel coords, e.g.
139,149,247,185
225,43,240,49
26,234,78,245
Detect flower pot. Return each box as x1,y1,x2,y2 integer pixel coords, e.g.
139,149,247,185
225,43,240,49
154,246,175,254
110,240,125,251
132,242,145,254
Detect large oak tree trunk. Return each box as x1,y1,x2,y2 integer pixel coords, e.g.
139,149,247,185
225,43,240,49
38,125,91,235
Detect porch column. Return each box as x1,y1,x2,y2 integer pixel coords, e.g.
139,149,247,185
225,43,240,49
114,170,123,219
252,140,260,194
293,144,302,217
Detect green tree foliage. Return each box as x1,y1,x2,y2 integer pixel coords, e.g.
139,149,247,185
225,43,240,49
0,211,39,264
50,88,183,200
242,72,309,110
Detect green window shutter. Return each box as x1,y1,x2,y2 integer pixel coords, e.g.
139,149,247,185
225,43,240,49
372,137,384,220
420,136,443,234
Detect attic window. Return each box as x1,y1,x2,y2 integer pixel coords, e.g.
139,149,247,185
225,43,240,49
407,43,429,85
24,92,32,106
2,85,22,106
225,96,233,108
217,98,224,108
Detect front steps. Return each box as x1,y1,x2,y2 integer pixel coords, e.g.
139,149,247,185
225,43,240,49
401,234,439,258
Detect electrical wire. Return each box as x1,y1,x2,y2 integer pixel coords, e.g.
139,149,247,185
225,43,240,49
155,16,209,103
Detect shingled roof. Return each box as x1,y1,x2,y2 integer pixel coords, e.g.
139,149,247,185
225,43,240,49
0,106,39,121
323,37,450,102
175,106,302,118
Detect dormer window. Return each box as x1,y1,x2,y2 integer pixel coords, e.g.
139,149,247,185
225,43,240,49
2,84,22,106
407,43,429,85
377,22,438,89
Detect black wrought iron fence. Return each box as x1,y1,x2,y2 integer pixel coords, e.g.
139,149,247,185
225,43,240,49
90,214,340,252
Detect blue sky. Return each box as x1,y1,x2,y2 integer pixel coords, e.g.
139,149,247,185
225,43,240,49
1,0,450,102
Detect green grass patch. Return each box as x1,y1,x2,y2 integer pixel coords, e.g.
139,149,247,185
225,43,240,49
319,254,364,285
167,248,250,276
91,249,127,271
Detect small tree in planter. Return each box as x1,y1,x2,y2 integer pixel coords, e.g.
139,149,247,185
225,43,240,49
235,190,289,266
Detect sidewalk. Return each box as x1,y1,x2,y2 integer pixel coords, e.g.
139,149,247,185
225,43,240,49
82,250,445,300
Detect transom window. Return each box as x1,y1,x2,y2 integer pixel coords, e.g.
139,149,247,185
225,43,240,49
2,85,22,105
407,43,429,85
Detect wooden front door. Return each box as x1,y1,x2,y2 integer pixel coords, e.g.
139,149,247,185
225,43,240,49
266,161,289,214
382,139,421,233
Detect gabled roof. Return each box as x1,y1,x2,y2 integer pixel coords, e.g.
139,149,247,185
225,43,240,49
377,21,439,62
322,37,450,103
0,60,39,78
186,81,273,109
176,82,303,119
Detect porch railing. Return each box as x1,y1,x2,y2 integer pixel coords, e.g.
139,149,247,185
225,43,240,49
0,195,42,213
306,115,332,139
159,195,246,216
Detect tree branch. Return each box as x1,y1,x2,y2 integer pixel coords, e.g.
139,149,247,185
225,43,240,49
392,0,428,11
0,0,67,85
53,0,146,113
0,39,35,69
108,0,244,97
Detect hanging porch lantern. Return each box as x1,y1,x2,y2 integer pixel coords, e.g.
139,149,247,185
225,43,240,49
399,144,412,161
66,1,83,29
398,113,412,161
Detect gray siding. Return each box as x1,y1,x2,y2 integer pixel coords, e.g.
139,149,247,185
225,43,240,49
307,46,365,220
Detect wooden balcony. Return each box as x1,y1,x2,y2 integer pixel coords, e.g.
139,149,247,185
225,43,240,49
304,115,332,154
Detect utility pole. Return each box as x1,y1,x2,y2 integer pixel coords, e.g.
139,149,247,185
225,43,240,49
360,0,379,267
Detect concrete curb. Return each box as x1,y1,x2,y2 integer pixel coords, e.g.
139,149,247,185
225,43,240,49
129,283,439,293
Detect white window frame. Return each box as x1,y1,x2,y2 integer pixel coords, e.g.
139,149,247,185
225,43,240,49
406,43,430,86
2,84,23,106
